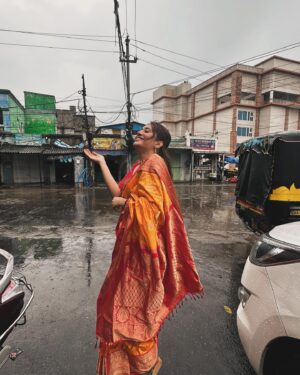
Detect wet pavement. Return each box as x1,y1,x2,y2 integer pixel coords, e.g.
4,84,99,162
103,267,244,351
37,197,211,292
0,183,256,375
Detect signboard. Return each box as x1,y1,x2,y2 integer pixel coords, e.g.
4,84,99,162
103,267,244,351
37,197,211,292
92,137,124,150
15,134,43,146
194,165,211,171
191,138,216,151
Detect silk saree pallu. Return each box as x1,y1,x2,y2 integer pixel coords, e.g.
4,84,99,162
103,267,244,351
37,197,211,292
96,154,203,375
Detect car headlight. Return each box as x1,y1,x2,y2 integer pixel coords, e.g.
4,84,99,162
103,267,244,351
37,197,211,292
249,235,300,266
238,286,251,308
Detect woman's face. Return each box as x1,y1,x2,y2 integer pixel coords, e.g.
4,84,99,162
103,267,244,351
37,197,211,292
133,124,160,151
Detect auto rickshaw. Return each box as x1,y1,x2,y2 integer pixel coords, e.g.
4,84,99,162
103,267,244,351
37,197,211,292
235,131,300,233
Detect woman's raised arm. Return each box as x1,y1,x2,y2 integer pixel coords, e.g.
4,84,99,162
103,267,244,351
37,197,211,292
83,149,120,197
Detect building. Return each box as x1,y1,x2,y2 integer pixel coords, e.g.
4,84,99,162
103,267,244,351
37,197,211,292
152,56,300,154
56,105,95,137
0,91,90,185
0,89,25,133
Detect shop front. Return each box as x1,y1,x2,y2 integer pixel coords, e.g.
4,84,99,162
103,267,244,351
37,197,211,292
190,137,227,181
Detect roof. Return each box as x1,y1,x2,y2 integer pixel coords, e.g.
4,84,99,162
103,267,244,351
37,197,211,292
24,91,55,99
0,144,83,155
236,130,300,156
94,150,127,156
0,89,25,110
255,55,300,68
96,121,144,131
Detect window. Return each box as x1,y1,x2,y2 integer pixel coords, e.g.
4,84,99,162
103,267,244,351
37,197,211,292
0,109,3,125
273,91,297,103
218,94,231,105
241,92,256,101
238,110,254,121
237,127,253,137
263,92,270,103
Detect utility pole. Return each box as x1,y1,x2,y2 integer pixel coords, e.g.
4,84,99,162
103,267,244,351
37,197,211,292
113,0,137,169
81,74,92,150
79,74,93,185
122,35,137,169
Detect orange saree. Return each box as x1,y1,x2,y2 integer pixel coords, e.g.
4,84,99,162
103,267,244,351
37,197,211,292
96,154,203,375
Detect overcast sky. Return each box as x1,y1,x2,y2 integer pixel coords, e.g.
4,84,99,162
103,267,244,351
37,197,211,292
1,0,299,125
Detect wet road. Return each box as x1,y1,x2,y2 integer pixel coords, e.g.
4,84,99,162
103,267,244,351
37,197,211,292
0,183,256,375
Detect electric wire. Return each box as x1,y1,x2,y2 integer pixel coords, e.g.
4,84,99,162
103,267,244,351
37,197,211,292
134,0,137,58
132,41,300,95
0,41,118,54
134,39,221,68
139,58,204,78
135,45,209,74
0,28,115,39
137,73,300,113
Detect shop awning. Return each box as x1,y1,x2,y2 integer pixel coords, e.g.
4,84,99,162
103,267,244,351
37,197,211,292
192,150,229,154
0,144,83,155
94,150,127,156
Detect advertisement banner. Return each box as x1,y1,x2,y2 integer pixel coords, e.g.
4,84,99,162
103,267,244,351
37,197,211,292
191,138,216,151
15,134,43,146
92,137,124,150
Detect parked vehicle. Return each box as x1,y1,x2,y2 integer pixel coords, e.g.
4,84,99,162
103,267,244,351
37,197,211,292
237,221,300,374
235,131,300,233
0,249,34,369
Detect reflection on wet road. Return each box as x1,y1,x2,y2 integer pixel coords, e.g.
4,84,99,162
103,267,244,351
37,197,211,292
0,184,256,375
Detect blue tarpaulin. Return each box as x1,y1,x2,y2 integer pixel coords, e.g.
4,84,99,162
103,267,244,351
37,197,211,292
225,156,239,164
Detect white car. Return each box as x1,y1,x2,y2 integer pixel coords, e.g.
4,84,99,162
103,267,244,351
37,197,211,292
237,222,300,374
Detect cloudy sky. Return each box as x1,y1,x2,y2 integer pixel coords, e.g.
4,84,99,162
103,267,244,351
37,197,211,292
1,0,300,125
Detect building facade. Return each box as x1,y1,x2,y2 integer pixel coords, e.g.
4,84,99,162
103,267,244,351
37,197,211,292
0,91,95,185
152,56,300,153
56,105,95,137
24,92,57,134
0,89,25,133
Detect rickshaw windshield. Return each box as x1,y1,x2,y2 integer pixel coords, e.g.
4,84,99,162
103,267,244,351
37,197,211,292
272,140,300,191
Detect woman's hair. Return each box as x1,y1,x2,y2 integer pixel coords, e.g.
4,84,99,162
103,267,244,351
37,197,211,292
150,121,172,177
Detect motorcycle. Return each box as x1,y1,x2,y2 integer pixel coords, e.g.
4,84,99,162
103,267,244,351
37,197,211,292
0,249,34,369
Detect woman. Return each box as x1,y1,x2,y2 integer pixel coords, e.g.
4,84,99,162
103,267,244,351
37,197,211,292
84,121,203,375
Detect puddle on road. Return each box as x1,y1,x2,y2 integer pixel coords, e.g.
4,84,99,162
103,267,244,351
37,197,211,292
0,236,62,265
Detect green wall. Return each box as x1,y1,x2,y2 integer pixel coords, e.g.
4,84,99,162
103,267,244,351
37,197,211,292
24,113,56,134
24,92,55,111
24,92,57,134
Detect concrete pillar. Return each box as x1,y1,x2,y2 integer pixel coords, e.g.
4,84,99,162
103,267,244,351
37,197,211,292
256,76,263,106
212,81,218,134
284,109,289,131
255,109,260,137
191,93,196,135
74,156,85,186
231,71,242,105
230,107,237,153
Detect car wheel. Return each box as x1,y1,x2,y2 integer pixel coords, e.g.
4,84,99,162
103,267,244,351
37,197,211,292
263,337,300,375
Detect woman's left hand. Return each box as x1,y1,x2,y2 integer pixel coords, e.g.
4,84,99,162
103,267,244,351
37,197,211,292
112,197,127,208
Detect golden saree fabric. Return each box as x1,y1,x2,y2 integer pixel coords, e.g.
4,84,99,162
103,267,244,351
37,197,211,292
96,154,203,374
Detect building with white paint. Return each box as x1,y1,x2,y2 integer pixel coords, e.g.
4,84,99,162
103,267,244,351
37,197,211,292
152,56,300,153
